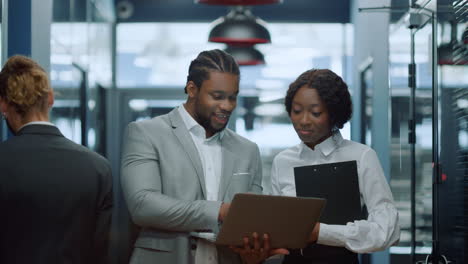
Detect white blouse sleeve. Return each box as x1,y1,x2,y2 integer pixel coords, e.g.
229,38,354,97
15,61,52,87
270,156,282,196
317,148,400,253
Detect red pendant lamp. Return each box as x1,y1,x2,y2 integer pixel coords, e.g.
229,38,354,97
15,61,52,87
225,45,265,65
208,7,270,45
463,26,468,44
438,22,468,65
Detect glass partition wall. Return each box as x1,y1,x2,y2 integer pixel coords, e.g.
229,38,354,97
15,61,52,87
388,11,434,261
50,4,113,155
437,16,468,263
389,2,468,263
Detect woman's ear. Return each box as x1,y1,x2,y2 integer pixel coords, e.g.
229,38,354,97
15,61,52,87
47,89,54,108
0,98,8,116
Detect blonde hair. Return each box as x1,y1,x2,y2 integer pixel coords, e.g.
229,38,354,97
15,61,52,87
0,55,51,116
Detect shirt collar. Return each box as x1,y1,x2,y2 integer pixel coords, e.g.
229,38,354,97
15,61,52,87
177,104,225,141
299,130,344,157
18,121,55,132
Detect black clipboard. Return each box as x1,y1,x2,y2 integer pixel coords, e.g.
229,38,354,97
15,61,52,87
294,160,362,225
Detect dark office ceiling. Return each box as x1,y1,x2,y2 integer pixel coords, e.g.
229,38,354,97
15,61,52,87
113,0,351,23
0,0,460,23
1,0,350,23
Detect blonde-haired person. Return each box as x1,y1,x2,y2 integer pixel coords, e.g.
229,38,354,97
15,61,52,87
0,55,113,264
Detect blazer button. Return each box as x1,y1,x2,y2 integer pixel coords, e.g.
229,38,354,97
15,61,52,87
191,244,197,250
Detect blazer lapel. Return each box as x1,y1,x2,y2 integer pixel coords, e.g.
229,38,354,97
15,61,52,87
168,109,207,198
218,135,238,201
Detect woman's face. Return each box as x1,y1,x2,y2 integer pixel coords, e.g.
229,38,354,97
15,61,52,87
290,85,332,149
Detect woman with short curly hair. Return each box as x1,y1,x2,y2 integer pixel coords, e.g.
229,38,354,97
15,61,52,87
271,69,400,264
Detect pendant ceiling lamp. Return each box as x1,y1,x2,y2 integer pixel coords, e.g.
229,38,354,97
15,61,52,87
438,22,468,65
196,0,282,5
463,26,468,44
209,7,271,45
225,45,265,66
438,43,468,65
438,43,455,65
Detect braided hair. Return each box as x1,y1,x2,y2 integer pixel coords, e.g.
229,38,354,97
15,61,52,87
185,49,240,93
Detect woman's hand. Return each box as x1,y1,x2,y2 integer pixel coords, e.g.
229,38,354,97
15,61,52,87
309,222,320,243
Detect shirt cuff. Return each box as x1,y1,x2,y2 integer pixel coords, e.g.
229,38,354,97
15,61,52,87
317,223,347,248
205,200,223,232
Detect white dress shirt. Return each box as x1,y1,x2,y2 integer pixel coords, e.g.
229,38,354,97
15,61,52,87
178,105,224,264
271,131,400,253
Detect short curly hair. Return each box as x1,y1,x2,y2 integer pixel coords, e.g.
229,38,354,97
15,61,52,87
285,69,352,130
0,55,50,117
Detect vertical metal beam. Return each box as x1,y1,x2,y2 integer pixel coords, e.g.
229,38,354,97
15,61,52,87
31,0,52,73
430,10,440,262
408,27,417,264
1,0,51,71
351,2,392,261
107,21,128,264
80,68,89,147
428,11,448,264
0,0,52,142
406,10,424,263
2,0,32,61
0,0,31,141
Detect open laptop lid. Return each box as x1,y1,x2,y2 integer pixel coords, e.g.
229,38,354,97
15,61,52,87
294,160,362,225
216,193,326,249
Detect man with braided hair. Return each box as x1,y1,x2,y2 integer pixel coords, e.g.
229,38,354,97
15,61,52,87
0,55,113,264
121,49,285,264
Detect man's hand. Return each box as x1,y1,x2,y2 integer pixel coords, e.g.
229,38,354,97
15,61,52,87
230,232,289,264
218,203,230,222
309,222,320,243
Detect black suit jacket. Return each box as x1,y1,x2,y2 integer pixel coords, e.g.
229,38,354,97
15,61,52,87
0,124,113,264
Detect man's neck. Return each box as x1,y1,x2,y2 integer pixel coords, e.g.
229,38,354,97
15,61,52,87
182,103,215,139
183,102,196,119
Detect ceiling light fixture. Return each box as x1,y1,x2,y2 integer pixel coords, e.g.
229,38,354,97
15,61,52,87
225,45,265,65
199,0,276,66
438,22,468,65
209,7,270,45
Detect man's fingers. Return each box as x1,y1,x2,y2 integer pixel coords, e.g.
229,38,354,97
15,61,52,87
243,236,250,251
253,232,260,251
230,233,289,262
263,233,271,252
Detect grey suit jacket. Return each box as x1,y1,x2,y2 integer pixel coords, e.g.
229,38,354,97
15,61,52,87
121,108,263,264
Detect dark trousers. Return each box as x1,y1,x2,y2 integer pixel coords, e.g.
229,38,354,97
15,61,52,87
283,244,359,264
